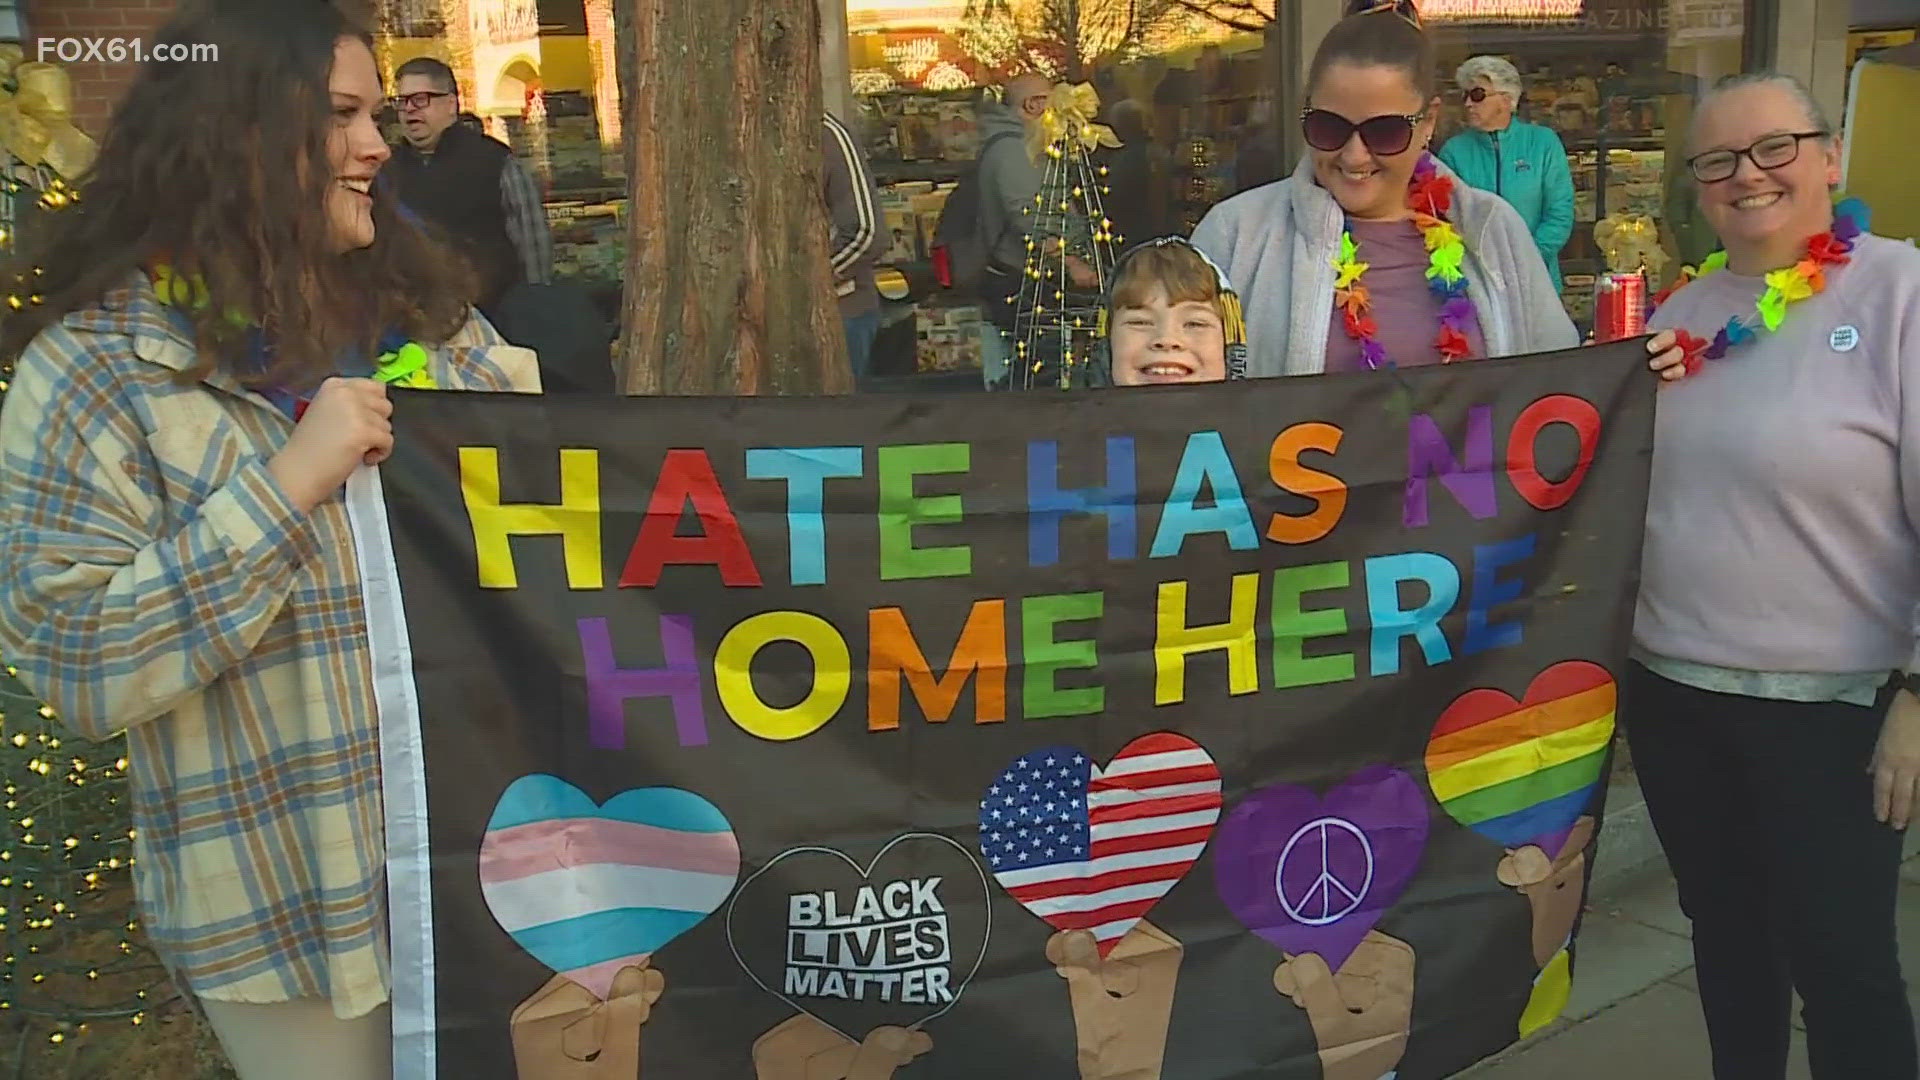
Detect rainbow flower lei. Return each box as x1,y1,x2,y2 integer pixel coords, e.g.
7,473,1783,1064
1332,154,1479,369
1655,198,1868,375
149,261,437,391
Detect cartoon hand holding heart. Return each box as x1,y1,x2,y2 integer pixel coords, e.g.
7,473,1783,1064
1214,765,1429,1080
729,832,989,1080
1426,661,1616,1036
978,732,1223,1080
479,775,740,1080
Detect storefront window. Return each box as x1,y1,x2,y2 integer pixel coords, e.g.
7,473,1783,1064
1421,0,1754,329
368,0,1287,385
845,0,1280,383
364,0,1763,373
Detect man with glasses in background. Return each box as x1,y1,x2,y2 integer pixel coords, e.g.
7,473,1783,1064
385,57,553,315
1439,56,1576,293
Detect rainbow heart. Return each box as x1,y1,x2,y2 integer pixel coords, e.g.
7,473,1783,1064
1425,661,1616,853
479,774,740,999
978,732,1221,956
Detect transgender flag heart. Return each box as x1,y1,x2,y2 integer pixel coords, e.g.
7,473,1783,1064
479,774,740,999
979,732,1221,957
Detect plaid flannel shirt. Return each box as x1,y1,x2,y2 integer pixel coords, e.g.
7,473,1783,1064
499,156,554,287
0,273,541,1017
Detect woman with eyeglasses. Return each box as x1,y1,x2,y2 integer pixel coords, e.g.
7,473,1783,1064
1192,0,1684,380
1629,71,1920,1080
1438,56,1577,293
0,3,540,1077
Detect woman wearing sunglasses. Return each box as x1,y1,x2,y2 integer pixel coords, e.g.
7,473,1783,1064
1438,56,1577,293
1192,1,1684,380
1629,71,1920,1080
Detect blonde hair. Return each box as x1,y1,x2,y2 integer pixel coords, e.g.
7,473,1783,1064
1107,241,1246,349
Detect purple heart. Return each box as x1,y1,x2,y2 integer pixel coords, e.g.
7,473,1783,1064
1213,766,1429,972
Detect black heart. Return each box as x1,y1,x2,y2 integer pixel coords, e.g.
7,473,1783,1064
725,832,992,1040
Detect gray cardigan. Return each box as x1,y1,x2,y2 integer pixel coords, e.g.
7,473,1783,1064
1190,155,1579,378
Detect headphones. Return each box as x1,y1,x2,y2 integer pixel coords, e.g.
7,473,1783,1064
1092,236,1249,382
1354,0,1423,23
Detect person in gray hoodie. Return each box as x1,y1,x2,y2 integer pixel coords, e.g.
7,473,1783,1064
977,74,1050,290
976,73,1098,386
1192,1,1680,380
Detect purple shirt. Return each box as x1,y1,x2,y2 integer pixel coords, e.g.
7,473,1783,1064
1322,218,1487,373
1637,234,1920,674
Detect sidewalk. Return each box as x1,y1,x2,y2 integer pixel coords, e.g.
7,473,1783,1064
1457,784,1920,1078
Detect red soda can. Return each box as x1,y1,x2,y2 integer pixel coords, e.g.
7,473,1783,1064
931,244,952,289
1594,271,1648,342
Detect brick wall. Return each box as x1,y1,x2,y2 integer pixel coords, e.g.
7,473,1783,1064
23,0,177,141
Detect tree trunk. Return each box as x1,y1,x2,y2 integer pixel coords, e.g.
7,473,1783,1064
615,0,850,395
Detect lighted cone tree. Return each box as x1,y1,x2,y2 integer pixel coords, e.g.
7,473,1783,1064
1008,83,1124,391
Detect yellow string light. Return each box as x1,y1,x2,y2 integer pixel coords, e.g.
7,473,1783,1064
0,430,161,1041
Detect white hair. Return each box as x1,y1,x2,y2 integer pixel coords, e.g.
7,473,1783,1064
1691,72,1835,151
1456,56,1523,97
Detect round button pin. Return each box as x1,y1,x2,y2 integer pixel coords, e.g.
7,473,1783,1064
1831,325,1860,353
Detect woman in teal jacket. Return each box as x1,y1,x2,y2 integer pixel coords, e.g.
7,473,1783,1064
1439,56,1576,291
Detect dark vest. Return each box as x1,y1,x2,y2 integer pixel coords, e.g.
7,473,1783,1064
386,124,521,305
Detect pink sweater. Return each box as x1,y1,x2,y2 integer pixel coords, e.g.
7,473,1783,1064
1637,234,1920,675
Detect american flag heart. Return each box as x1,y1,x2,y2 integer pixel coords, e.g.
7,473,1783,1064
978,732,1221,956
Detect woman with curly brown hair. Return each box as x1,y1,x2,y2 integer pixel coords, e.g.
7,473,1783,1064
0,2,541,1076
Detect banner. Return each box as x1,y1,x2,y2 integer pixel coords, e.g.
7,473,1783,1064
353,340,1655,1080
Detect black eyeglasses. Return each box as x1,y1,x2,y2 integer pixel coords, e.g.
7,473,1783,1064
1464,87,1492,103
1300,108,1427,156
1687,131,1827,183
391,90,452,112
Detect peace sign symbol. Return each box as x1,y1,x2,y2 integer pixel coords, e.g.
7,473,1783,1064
1275,816,1375,927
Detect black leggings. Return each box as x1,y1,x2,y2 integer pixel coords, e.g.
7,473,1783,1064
1624,662,1917,1079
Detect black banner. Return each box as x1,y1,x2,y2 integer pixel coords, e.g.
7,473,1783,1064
356,341,1654,1080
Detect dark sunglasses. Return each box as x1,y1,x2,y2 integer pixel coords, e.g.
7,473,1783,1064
391,90,452,112
1464,87,1492,103
1300,108,1427,156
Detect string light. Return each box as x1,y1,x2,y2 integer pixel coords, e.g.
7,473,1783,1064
0,669,158,1051
1005,94,1123,392
0,157,168,1061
